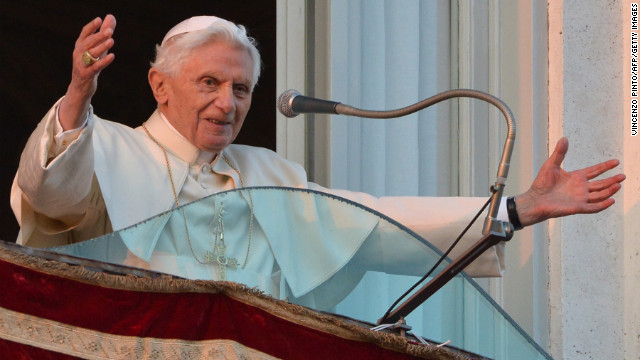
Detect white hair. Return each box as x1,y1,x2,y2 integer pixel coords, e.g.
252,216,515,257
151,20,261,89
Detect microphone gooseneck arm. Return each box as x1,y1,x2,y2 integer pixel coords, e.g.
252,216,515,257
278,88,518,325
338,90,515,235
279,89,516,235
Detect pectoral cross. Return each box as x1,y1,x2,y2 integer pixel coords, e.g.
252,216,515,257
204,202,239,280
205,242,239,281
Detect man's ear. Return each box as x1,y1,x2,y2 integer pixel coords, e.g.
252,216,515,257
148,68,169,105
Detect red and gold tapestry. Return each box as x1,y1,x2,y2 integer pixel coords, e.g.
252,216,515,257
0,243,477,359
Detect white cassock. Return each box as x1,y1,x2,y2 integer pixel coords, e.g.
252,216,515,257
11,98,506,309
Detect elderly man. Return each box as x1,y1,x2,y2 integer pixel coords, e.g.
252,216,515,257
11,15,624,308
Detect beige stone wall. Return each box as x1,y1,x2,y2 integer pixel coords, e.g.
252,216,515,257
548,1,640,359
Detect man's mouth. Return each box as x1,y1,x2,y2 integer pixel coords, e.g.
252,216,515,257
207,119,231,125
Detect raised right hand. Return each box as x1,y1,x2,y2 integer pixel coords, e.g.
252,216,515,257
59,15,116,131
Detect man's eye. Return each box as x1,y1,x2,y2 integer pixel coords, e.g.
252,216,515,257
203,78,216,86
234,85,249,95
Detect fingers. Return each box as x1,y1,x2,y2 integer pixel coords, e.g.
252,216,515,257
579,159,621,180
78,17,102,43
548,137,569,168
588,182,622,203
584,173,624,212
588,173,626,192
97,15,117,58
102,14,117,33
85,37,115,67
70,15,117,84
582,199,616,214
87,52,116,73
81,27,115,61
78,15,116,44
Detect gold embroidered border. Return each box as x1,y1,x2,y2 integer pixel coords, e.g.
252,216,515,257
0,245,470,360
0,306,278,360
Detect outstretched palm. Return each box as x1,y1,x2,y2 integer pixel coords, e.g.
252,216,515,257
516,137,625,227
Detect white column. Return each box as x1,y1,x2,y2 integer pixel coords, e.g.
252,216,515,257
548,1,637,359
276,0,307,167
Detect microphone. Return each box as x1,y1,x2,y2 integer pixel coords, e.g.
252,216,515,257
277,89,341,118
277,88,516,122
276,87,519,324
276,88,517,235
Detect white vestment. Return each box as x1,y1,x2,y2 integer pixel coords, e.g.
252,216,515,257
11,99,506,309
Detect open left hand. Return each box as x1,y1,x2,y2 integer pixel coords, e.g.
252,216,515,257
514,137,625,227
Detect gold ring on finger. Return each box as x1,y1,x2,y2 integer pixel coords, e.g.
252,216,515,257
81,51,99,66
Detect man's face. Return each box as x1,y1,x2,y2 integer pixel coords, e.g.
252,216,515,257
157,40,254,153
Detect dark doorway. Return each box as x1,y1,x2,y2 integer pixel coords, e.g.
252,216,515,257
0,0,277,242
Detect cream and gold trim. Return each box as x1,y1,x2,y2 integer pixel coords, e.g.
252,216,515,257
0,306,277,360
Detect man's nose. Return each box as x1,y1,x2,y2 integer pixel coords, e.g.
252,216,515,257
215,86,236,114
